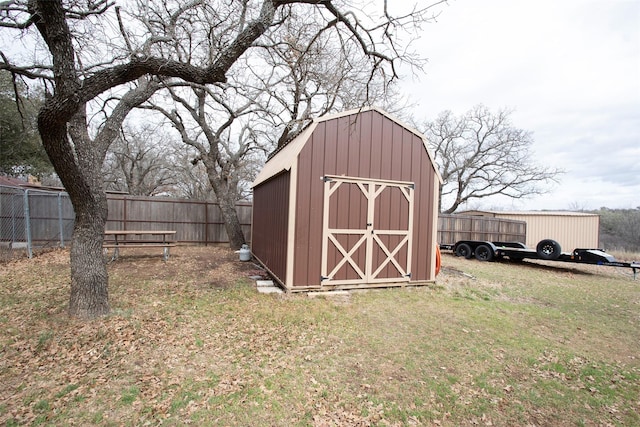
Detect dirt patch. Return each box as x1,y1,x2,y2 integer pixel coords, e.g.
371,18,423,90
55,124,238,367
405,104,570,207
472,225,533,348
105,245,268,288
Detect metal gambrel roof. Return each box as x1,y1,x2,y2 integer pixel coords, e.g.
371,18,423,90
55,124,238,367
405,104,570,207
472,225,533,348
252,106,442,188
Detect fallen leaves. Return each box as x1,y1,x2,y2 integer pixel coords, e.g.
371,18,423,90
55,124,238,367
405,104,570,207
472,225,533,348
2,247,639,426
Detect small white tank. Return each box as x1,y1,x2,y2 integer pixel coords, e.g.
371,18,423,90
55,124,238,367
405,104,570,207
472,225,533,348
239,244,251,261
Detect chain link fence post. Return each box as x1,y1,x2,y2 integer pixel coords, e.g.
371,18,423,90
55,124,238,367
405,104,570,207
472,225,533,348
23,189,33,258
57,192,65,248
1,186,27,260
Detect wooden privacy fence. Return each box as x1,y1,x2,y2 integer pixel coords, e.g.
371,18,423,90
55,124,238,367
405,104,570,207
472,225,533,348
106,198,526,247
2,185,526,259
106,197,526,247
106,194,252,245
437,214,526,245
1,187,253,259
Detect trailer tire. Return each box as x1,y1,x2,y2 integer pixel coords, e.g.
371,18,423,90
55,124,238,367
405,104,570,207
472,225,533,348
474,244,494,262
455,243,473,259
536,239,561,260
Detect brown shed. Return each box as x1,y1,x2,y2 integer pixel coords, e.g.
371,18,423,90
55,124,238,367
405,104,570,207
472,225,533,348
251,107,442,291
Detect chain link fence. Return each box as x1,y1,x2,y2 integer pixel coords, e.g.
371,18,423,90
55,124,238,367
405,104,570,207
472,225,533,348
0,185,74,260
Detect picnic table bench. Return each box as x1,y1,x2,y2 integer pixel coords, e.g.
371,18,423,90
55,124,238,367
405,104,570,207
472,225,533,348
103,230,177,261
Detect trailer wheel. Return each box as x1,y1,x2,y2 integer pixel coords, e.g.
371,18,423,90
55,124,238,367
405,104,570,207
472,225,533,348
536,239,561,260
455,243,473,259
474,244,494,261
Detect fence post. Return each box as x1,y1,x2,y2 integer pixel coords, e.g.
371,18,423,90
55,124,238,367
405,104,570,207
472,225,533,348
23,189,33,258
57,192,65,247
205,201,209,246
11,191,18,245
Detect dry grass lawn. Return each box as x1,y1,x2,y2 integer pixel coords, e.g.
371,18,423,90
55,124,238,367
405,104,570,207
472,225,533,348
1,246,639,426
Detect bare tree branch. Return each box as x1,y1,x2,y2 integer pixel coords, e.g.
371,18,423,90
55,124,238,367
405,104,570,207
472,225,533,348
423,105,564,213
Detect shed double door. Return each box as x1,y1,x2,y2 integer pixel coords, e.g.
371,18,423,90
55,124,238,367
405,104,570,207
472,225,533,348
321,175,414,286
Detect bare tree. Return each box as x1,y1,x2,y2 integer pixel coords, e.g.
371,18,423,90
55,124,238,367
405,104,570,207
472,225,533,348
1,0,443,319
103,124,181,196
105,122,219,200
422,105,563,213
255,9,407,148
145,82,269,248
168,149,217,201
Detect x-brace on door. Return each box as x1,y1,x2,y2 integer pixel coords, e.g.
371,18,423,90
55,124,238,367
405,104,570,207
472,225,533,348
320,175,414,286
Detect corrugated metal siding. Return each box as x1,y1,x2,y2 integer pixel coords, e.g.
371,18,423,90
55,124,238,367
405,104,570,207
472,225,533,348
292,109,438,287
251,172,290,284
462,211,599,251
501,214,599,251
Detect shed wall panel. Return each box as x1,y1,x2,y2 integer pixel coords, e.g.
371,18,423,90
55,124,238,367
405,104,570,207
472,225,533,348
251,172,290,284
291,109,439,287
369,115,383,180
412,135,427,280
415,121,436,279
295,129,314,283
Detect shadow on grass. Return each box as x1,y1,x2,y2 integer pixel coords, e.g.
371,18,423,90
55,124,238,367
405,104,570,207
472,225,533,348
493,258,597,276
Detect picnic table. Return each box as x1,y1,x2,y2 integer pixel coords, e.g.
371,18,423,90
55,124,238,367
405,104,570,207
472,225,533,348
103,230,177,261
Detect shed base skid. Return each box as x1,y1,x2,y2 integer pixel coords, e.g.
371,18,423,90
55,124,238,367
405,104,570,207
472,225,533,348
442,239,639,279
252,253,437,292
273,280,437,293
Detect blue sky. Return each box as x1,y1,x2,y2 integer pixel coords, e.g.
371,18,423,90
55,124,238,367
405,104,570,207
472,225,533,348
399,0,640,211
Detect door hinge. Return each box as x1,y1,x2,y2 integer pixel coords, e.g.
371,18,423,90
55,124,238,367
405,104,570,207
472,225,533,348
322,176,333,182
321,275,329,281
405,273,412,278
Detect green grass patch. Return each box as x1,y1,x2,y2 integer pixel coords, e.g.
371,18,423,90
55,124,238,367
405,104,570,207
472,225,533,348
120,386,140,405
55,383,79,399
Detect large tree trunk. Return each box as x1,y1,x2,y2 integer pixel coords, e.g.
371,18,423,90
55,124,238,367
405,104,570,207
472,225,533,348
42,128,111,318
214,181,246,250
201,151,246,249
38,99,112,318
68,193,109,318
31,0,110,318
208,171,245,249
219,194,246,250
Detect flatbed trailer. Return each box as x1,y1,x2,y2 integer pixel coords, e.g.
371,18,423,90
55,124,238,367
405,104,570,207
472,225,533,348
441,239,640,279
